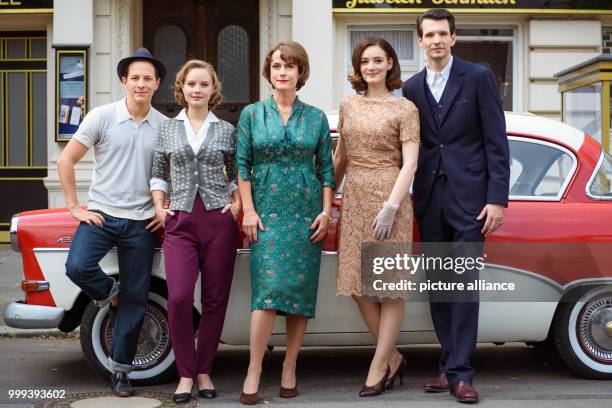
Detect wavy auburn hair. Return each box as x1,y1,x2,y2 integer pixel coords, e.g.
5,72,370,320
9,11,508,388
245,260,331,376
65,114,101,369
348,37,402,94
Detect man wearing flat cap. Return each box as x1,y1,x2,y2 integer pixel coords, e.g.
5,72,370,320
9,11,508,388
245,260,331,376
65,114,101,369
58,48,168,397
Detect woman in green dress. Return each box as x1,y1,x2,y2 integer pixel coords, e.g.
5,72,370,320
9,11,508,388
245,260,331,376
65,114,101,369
236,41,335,404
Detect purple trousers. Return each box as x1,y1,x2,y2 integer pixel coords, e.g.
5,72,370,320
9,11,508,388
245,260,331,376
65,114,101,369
163,197,237,378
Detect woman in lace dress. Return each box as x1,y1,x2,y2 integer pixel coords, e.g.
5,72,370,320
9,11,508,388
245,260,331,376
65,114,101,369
334,37,420,397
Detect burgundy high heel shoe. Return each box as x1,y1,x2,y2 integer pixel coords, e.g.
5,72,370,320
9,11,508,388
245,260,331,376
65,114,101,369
359,366,390,397
385,356,407,390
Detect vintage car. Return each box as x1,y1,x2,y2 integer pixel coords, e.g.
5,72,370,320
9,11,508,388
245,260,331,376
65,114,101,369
4,112,612,384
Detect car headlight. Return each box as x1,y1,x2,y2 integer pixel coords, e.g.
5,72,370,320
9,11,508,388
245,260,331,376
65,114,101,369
10,215,19,252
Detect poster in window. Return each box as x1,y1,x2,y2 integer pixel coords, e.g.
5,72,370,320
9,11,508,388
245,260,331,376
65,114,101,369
55,48,88,142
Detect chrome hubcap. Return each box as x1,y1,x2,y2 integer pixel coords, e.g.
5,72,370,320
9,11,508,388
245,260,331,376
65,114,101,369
579,295,612,363
102,303,171,370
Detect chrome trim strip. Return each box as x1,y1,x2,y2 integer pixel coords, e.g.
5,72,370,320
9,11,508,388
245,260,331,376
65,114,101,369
585,151,612,201
34,248,339,256
506,136,578,202
562,278,612,292
484,263,564,290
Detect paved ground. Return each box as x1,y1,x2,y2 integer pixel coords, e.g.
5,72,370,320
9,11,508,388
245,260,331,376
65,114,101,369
0,337,611,407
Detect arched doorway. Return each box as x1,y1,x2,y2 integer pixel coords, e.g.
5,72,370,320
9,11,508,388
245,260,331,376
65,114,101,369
143,0,259,124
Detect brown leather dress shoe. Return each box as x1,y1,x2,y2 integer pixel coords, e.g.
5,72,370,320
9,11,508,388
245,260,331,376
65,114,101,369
451,381,479,403
279,384,298,398
239,391,259,405
423,373,448,393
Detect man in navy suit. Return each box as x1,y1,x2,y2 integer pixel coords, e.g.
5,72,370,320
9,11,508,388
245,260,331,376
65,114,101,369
403,9,510,403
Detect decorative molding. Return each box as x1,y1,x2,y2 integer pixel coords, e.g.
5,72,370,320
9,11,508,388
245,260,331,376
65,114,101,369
259,0,275,99
111,0,129,100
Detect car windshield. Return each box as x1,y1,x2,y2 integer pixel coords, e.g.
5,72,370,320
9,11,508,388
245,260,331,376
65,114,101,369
589,150,612,198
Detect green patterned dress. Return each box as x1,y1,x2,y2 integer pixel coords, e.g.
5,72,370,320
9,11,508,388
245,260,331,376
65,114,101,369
236,96,335,318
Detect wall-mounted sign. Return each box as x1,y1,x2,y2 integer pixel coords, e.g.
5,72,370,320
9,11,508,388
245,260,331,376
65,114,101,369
0,0,53,13
55,48,87,142
333,0,612,14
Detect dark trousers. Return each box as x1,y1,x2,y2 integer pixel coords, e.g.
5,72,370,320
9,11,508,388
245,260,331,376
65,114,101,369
65,212,155,369
163,197,237,378
417,175,484,386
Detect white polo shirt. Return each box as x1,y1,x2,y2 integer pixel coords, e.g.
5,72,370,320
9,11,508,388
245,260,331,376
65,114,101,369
73,99,167,220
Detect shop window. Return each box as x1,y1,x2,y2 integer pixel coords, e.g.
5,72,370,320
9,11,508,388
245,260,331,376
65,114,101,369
345,25,419,96
563,83,602,145
217,25,250,103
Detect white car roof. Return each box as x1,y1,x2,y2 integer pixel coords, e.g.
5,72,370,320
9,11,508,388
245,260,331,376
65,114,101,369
505,112,585,152
326,111,586,152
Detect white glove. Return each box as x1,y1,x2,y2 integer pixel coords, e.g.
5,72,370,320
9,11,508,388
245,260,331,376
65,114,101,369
372,202,399,241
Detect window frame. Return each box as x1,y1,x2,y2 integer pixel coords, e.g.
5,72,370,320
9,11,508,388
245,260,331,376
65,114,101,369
508,135,578,202
344,24,420,97
586,150,612,201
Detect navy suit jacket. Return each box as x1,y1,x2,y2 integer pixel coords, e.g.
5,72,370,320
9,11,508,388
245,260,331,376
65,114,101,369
402,57,510,217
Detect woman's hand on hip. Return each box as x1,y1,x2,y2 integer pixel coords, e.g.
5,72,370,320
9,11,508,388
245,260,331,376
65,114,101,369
242,210,264,243
148,207,175,232
222,202,242,220
310,212,330,243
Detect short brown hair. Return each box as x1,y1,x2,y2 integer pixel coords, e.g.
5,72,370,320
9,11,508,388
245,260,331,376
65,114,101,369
417,8,456,38
348,37,402,94
262,41,310,91
174,59,222,110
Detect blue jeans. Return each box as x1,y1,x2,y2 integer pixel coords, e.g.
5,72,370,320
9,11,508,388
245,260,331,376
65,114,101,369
65,211,155,371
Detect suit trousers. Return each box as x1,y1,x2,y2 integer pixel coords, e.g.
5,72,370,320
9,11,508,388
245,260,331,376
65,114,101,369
163,196,237,378
417,175,484,386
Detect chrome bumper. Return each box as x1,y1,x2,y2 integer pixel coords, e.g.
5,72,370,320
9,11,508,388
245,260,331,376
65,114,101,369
3,302,64,329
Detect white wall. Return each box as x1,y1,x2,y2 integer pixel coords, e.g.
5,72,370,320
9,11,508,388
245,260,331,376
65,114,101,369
291,0,333,110
528,20,601,119
53,0,93,45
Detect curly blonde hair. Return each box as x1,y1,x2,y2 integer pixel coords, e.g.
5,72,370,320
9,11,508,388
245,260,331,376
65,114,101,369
174,59,223,110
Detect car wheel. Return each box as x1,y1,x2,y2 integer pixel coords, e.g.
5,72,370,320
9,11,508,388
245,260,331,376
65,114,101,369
80,291,177,385
553,286,612,379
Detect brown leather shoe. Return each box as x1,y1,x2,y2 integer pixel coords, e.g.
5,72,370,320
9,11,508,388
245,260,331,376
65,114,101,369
279,384,298,398
451,381,479,403
359,367,390,397
423,373,448,393
239,391,259,405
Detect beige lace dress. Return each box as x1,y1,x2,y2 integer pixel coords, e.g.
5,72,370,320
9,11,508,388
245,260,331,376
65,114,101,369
336,94,420,299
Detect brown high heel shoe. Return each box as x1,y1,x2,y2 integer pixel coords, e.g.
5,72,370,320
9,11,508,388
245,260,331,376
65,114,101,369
239,391,259,405
359,366,390,397
279,383,298,398
385,356,407,390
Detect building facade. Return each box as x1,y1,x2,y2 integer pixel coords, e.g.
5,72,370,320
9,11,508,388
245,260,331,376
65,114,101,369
0,0,610,240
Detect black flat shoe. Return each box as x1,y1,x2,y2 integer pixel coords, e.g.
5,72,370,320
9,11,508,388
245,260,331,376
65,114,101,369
198,388,217,399
172,392,192,404
111,371,134,397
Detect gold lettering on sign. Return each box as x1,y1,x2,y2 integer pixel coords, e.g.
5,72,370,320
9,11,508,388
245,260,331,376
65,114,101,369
432,0,516,4
0,0,24,5
345,0,423,8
